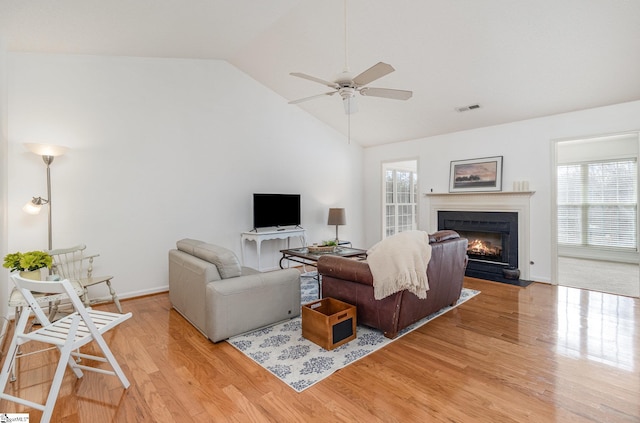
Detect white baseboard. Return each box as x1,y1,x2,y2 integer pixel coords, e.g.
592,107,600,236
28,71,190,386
530,275,552,284
91,285,169,304
4,286,171,321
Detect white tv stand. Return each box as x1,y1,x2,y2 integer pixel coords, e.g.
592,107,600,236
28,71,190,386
241,228,306,271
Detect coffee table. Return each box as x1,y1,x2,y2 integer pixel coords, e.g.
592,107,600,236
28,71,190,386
280,247,367,298
279,246,367,269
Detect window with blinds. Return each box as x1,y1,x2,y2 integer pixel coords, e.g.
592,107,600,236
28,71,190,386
383,162,418,238
557,158,637,250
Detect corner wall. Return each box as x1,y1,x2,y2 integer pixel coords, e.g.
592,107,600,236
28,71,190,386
0,38,8,323
363,100,640,283
7,53,364,299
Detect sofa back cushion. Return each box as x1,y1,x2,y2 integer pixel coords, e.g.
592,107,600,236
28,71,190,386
176,239,242,279
429,230,460,244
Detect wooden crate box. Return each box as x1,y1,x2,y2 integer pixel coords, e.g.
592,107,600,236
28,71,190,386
302,297,356,350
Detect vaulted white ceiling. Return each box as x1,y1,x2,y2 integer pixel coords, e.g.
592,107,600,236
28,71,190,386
2,0,639,147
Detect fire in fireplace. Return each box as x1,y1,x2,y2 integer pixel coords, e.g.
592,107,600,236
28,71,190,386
461,231,503,262
438,211,527,286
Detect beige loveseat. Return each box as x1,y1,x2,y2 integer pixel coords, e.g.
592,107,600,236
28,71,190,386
169,239,301,342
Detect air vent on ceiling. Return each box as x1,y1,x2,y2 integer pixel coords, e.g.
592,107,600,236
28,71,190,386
455,104,481,112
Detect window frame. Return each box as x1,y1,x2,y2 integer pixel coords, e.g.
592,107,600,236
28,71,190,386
557,157,638,261
382,160,418,239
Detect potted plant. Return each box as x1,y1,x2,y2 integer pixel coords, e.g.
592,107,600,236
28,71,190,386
3,250,53,280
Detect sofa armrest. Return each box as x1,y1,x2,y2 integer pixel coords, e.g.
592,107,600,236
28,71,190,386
169,249,224,335
317,255,373,286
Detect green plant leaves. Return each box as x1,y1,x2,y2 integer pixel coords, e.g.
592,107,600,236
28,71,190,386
2,251,52,272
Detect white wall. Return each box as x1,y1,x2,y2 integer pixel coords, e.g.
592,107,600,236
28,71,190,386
363,100,640,283
8,52,640,294
7,53,363,300
0,38,8,322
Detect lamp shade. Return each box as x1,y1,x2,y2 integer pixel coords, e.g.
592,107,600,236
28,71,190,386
327,208,346,226
25,143,69,157
23,198,45,215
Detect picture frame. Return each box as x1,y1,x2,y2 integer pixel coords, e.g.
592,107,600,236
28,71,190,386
449,156,503,192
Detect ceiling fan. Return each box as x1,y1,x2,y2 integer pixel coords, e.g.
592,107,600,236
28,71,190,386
288,0,413,115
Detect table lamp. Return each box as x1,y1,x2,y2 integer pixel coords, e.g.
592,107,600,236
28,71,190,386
327,208,346,243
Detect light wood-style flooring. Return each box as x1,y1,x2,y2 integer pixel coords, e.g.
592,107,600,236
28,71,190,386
1,277,639,422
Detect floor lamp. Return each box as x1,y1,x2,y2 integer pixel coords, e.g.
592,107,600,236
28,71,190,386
22,143,68,251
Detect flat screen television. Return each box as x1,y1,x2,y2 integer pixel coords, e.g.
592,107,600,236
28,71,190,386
253,193,301,229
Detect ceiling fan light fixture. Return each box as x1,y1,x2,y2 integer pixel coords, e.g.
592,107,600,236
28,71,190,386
343,97,358,115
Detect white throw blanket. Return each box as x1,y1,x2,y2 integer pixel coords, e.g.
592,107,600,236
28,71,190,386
367,230,432,300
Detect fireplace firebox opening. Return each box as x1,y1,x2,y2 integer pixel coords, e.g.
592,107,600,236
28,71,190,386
460,231,504,263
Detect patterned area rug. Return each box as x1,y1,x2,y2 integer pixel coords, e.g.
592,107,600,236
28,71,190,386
227,272,480,392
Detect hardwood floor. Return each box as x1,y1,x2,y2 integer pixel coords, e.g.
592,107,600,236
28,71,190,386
1,277,639,422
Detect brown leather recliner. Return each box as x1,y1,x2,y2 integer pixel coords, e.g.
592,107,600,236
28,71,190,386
317,230,468,339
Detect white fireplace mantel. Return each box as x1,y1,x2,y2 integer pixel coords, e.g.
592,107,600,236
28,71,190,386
425,191,535,280
425,191,535,199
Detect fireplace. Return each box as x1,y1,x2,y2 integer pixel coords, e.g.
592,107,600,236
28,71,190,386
438,210,528,286
428,191,534,285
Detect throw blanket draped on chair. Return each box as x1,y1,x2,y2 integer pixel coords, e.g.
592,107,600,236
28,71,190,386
367,230,432,300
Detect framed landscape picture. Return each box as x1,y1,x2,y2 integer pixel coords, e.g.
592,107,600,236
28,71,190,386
449,156,503,192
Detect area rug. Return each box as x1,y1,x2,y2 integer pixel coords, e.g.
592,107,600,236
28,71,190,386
227,272,479,392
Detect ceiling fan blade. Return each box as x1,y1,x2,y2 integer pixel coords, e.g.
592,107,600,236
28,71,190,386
289,91,337,105
290,72,340,89
352,62,395,86
360,87,413,100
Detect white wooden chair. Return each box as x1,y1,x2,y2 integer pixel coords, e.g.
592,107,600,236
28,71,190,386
47,244,123,313
7,279,84,382
0,275,132,423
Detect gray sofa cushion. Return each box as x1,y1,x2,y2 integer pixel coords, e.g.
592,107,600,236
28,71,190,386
176,239,242,279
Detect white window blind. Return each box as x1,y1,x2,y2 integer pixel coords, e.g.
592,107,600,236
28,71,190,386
383,168,417,238
557,159,637,250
